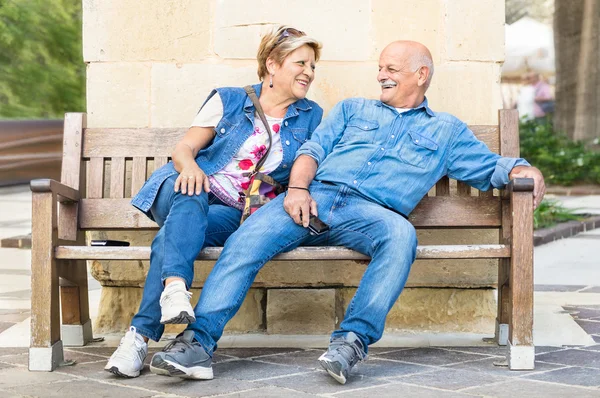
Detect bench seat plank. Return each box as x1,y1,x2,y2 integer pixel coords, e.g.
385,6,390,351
56,244,510,261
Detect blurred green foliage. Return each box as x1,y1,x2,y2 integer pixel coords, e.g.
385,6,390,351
534,199,582,229
0,0,84,118
520,118,600,186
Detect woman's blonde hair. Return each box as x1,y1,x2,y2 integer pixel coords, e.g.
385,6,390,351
256,25,322,80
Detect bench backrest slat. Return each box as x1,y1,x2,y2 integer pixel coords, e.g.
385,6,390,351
131,157,147,197
77,195,501,229
87,157,105,199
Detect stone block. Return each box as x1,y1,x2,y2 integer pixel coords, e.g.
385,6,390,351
267,289,335,334
86,63,151,128
338,287,496,333
83,0,211,62
213,0,371,61
371,0,443,62
95,286,265,335
445,0,505,61
151,62,257,128
426,62,502,124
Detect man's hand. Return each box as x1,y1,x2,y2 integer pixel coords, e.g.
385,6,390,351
509,166,546,209
174,164,210,195
283,188,318,227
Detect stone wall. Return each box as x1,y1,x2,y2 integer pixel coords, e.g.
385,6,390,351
83,0,505,337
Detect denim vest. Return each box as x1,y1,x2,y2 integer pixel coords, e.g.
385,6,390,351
132,83,323,217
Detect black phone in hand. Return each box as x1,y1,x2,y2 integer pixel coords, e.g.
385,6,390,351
307,215,330,235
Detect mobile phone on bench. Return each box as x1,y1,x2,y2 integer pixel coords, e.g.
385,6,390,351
90,240,130,246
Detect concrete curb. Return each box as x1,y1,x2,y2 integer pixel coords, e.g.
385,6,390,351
534,215,600,246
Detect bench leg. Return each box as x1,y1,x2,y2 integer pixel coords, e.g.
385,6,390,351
59,259,93,347
507,190,535,370
30,192,63,371
496,258,510,346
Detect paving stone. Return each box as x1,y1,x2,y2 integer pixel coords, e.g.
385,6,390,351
55,358,136,380
563,306,600,320
580,286,600,293
218,347,303,359
536,348,600,369
0,367,76,389
334,382,481,397
575,320,600,335
213,358,310,380
367,347,414,355
534,285,587,292
592,335,600,343
0,348,26,357
536,346,567,355
0,353,27,366
0,361,15,370
446,357,564,377
109,372,267,397
392,367,506,390
0,321,15,333
438,346,507,356
523,366,600,387
0,310,29,323
218,386,317,397
464,379,600,398
351,358,432,379
255,349,325,370
376,347,493,366
582,344,600,351
266,370,387,394
9,379,155,397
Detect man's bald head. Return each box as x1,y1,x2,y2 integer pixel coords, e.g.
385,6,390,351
382,41,434,89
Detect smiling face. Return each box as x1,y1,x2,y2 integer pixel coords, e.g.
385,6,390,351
269,44,316,101
377,41,431,108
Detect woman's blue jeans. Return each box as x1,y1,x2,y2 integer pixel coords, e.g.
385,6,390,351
131,175,242,342
184,181,417,355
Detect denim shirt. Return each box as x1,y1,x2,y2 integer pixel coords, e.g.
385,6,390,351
132,83,323,217
296,98,529,216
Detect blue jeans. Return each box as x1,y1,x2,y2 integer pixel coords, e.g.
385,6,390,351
185,181,417,355
131,175,242,342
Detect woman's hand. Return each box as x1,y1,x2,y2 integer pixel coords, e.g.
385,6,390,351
283,188,318,227
174,164,210,196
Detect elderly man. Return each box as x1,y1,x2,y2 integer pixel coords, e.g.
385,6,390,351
149,41,545,384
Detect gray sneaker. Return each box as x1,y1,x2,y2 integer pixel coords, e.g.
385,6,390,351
150,330,213,380
318,332,367,384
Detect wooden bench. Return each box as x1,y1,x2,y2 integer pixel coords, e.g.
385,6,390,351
28,110,534,372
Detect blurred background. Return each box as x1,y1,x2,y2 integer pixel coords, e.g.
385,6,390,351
0,0,598,196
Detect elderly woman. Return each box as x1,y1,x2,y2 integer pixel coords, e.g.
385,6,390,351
105,26,322,378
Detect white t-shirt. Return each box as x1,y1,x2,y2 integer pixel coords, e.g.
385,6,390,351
191,93,284,209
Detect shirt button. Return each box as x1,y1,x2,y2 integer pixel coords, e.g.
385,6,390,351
381,147,384,151
353,180,357,184
220,128,226,133
415,139,419,143
368,162,372,165
285,140,290,145
284,121,289,126
391,135,395,138
283,164,288,168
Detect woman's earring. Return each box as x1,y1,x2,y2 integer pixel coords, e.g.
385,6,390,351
269,74,274,88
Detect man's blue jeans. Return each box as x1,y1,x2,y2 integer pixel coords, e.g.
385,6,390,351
131,175,242,342
185,180,417,355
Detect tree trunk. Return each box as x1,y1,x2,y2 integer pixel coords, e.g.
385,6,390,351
554,0,600,147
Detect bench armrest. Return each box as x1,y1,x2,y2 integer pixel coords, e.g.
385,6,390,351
30,179,81,202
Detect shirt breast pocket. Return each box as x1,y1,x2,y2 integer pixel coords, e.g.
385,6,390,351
291,128,309,144
340,119,379,144
399,130,439,169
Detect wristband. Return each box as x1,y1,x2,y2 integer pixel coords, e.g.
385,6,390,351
288,186,310,192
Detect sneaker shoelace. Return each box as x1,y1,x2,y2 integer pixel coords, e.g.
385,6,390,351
162,288,192,305
329,339,367,366
162,335,196,353
113,331,143,362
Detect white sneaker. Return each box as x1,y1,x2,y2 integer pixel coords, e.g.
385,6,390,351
105,326,148,378
160,280,196,324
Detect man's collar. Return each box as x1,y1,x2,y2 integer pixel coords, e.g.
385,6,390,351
377,97,435,117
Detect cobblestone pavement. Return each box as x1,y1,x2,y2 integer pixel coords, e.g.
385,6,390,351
1,339,600,397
